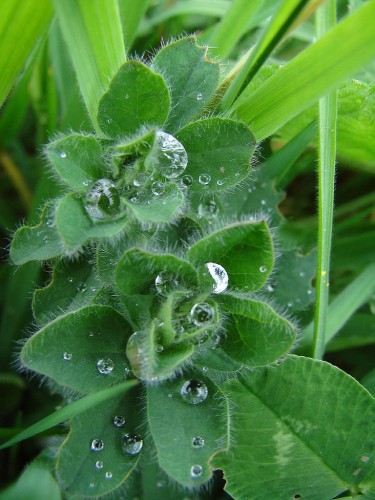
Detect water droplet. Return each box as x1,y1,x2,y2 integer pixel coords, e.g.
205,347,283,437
307,289,313,295
151,181,165,196
130,195,139,203
89,332,94,337
259,265,267,273
202,366,208,373
196,93,203,101
90,439,104,451
113,416,125,427
287,302,293,308
105,471,112,479
299,271,305,277
156,131,188,179
205,262,228,293
217,179,224,186
155,344,164,353
97,358,114,375
157,480,166,488
190,464,203,478
60,151,67,159
85,179,121,219
133,174,147,187
122,434,143,456
43,235,49,243
198,199,218,219
181,379,208,404
77,282,87,292
168,393,173,398
82,180,89,187
155,271,179,295
190,303,214,327
182,174,193,187
267,284,274,292
175,325,185,335
192,436,205,448
95,461,103,470
261,199,266,205
67,277,73,283
198,173,211,185
63,352,72,361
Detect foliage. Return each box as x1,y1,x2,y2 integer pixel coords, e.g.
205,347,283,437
0,1,375,499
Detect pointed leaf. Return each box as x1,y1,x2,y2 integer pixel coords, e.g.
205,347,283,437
187,220,274,292
45,134,110,190
152,37,220,132
218,294,297,366
147,373,228,487
21,305,133,394
176,117,255,194
57,385,141,497
115,248,197,295
98,61,170,138
212,356,375,499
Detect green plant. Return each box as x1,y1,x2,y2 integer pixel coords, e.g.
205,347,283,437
1,1,375,499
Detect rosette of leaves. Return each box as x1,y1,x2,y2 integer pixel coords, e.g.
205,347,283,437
10,37,256,264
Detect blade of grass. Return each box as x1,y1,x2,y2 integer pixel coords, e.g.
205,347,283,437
301,263,375,350
0,0,53,108
232,0,375,141
119,0,151,51
312,0,337,360
0,379,138,450
206,0,265,59
54,0,126,132
219,0,324,112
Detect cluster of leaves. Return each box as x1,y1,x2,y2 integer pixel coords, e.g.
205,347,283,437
5,35,375,500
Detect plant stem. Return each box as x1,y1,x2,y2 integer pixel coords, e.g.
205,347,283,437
312,0,337,360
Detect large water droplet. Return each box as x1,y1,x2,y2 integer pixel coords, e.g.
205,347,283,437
155,271,179,295
192,436,205,448
90,439,104,451
190,303,214,327
190,464,203,478
95,461,104,470
85,179,121,219
198,173,211,185
122,434,143,456
156,131,188,179
151,181,165,196
113,415,125,427
63,352,72,361
205,262,228,293
97,358,114,375
180,379,208,404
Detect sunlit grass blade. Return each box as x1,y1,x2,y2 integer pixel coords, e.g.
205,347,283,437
302,263,375,350
119,0,151,51
0,379,137,450
0,0,53,108
312,0,337,360
219,0,324,112
54,0,126,132
232,0,375,141
206,0,264,59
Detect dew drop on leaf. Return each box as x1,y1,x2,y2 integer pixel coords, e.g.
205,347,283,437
85,179,121,219
151,181,165,196
182,174,193,187
90,439,104,451
113,415,125,427
196,93,203,101
105,471,112,479
190,464,203,478
63,352,72,361
190,302,214,327
97,358,114,375
77,282,87,292
156,131,188,179
122,433,143,456
205,262,228,293
155,344,164,353
192,436,205,448
180,379,208,404
95,461,103,470
259,265,267,273
155,271,179,295
60,151,67,158
198,173,211,185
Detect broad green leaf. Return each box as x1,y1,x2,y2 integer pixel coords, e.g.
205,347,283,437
152,37,220,133
45,134,109,189
57,385,141,497
10,203,63,264
21,305,133,394
187,220,274,292
115,248,197,295
125,183,184,223
232,1,375,140
212,356,375,499
33,256,103,325
0,0,53,108
218,295,297,366
0,380,137,450
55,193,127,253
176,118,255,194
98,61,170,138
0,463,60,500
55,0,126,131
147,373,228,487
